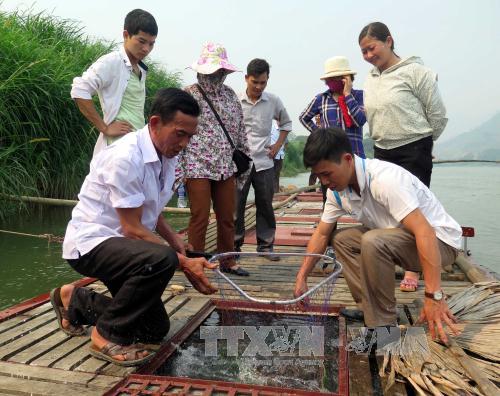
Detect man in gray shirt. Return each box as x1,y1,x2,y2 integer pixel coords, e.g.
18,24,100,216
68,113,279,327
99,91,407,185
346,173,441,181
235,59,292,260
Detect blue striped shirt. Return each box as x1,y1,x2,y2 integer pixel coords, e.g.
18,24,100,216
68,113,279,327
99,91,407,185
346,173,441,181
299,89,367,158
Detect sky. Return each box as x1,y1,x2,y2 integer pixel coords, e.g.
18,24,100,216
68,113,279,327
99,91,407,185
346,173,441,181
2,0,500,140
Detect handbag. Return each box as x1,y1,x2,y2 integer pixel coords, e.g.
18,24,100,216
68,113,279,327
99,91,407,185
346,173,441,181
196,84,251,176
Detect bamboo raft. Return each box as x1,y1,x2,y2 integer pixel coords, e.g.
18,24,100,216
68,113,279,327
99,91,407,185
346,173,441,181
0,190,498,395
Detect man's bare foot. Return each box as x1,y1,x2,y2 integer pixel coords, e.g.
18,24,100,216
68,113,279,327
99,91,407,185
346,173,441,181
59,284,75,330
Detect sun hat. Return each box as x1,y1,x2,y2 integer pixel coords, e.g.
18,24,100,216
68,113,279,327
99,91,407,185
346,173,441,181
320,56,357,80
188,42,240,75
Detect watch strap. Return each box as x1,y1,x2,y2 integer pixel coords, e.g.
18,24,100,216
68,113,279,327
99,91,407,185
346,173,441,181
424,290,443,300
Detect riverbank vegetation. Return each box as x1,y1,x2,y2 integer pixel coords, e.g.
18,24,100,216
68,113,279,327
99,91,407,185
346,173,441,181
0,9,181,218
282,135,307,177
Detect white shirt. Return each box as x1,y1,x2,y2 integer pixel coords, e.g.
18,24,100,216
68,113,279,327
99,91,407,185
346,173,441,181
364,56,447,150
239,91,292,172
62,125,176,259
71,46,148,156
321,156,462,249
270,123,286,160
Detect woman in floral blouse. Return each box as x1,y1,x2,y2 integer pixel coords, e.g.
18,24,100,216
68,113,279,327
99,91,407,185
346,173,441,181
178,43,250,276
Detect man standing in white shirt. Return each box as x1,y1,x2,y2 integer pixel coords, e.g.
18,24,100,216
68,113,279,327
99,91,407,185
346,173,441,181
236,59,292,260
294,127,462,345
71,9,157,156
50,88,217,367
270,122,288,194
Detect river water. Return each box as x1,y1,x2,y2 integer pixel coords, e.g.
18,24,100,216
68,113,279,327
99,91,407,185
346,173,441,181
0,163,498,310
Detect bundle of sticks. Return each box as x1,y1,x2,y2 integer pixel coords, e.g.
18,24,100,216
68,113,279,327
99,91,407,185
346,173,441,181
380,281,500,395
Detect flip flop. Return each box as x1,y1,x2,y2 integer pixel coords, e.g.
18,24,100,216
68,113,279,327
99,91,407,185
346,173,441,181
399,277,418,292
89,342,155,367
50,287,86,336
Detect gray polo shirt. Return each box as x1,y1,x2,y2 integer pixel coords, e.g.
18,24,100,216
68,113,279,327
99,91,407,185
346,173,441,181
240,91,292,172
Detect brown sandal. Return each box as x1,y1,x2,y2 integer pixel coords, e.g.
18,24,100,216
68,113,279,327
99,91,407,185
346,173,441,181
50,287,86,336
89,342,155,366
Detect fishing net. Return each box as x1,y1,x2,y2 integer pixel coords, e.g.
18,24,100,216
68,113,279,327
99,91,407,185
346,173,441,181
211,251,341,303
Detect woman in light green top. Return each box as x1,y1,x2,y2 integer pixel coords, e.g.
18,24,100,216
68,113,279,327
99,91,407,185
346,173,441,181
359,22,448,292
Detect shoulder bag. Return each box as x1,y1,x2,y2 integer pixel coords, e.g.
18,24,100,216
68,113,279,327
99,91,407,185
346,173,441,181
196,84,251,176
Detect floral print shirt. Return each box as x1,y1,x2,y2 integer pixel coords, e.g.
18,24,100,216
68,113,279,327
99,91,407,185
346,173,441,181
177,75,249,181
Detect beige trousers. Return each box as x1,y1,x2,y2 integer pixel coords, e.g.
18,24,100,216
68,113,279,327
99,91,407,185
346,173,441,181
332,226,457,327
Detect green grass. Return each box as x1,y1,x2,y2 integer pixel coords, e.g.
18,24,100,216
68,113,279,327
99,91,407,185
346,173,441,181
0,8,181,217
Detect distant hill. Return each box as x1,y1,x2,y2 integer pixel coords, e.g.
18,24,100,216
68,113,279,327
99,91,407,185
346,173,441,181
434,112,500,160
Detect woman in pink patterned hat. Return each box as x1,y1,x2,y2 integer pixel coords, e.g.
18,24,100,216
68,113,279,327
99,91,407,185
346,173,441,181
177,43,250,276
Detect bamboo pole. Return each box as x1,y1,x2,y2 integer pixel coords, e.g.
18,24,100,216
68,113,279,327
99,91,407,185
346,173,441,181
272,192,299,209
1,184,315,214
454,253,498,283
433,159,500,164
2,194,77,207
273,183,320,197
1,194,197,214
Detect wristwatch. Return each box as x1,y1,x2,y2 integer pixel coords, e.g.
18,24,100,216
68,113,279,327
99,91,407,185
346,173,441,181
424,289,444,301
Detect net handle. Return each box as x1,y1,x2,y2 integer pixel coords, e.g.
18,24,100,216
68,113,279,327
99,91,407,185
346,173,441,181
209,252,343,305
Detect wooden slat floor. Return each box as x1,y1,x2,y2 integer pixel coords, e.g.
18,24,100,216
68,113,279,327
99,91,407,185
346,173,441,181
0,196,473,395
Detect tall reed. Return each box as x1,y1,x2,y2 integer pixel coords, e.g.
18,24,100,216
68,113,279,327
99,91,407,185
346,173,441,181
0,9,181,217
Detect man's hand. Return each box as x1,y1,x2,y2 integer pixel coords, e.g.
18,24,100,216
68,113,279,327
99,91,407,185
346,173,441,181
294,276,310,309
179,256,218,295
105,120,134,137
417,298,460,344
168,234,189,256
342,75,353,96
266,143,281,158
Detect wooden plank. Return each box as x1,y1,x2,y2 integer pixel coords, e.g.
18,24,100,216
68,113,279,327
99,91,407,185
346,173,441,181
0,363,119,395
348,353,375,395
0,361,120,390
0,320,60,361
30,336,91,368
0,303,53,334
73,354,109,374
9,328,87,364
0,373,113,395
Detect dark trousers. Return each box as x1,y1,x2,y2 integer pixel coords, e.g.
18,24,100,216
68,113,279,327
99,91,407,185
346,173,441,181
273,159,283,194
235,165,276,251
374,136,433,187
67,237,178,345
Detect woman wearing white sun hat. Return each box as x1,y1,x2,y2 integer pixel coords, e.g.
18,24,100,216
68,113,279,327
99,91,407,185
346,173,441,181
300,56,367,203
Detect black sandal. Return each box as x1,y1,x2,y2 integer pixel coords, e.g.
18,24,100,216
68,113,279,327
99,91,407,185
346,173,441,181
50,287,86,336
220,266,249,276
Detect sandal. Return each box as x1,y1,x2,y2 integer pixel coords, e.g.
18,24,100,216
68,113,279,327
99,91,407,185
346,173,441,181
399,277,419,292
89,342,155,367
220,266,250,276
50,287,86,336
